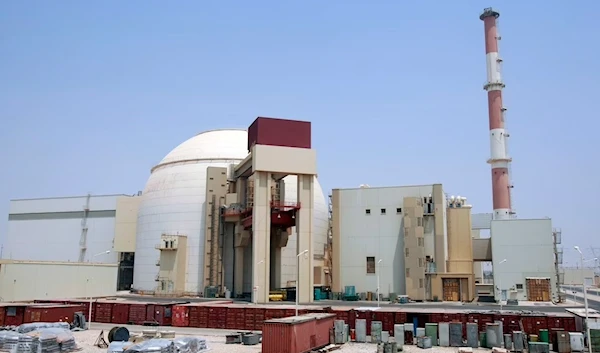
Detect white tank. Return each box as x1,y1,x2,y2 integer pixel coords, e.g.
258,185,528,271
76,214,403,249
132,129,328,293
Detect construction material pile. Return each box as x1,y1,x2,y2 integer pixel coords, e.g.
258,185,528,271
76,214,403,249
17,323,71,334
0,331,24,353
27,328,77,353
107,337,209,353
0,325,78,353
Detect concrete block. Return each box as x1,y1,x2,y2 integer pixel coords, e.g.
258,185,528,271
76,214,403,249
492,348,508,353
458,348,473,353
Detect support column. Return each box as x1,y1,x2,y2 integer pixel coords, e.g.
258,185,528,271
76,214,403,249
252,171,271,304
270,229,289,289
234,228,250,296
270,243,281,289
296,174,314,303
234,246,244,296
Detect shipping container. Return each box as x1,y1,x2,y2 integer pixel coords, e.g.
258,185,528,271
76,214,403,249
94,300,114,323
247,117,311,151
23,304,86,323
178,301,230,329
262,313,335,353
172,305,190,327
146,303,180,326
1,303,28,326
128,303,148,325
111,303,130,324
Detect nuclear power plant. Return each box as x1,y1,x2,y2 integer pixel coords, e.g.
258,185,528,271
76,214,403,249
0,7,564,306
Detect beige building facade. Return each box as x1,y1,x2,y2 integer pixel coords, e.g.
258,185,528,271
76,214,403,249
331,184,475,302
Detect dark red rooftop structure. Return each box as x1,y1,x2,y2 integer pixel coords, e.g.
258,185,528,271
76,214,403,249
247,117,311,151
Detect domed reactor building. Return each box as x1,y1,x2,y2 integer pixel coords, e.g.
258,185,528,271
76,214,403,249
133,117,328,302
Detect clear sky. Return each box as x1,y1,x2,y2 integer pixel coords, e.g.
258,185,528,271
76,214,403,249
1,1,598,265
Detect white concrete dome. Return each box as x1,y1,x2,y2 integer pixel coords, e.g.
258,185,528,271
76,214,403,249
133,129,328,293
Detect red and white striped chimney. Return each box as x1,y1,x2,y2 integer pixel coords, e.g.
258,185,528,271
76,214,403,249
480,7,513,220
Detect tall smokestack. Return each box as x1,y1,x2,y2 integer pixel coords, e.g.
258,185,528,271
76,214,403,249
480,7,513,220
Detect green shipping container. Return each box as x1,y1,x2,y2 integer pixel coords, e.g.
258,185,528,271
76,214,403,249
539,329,549,343
425,323,438,346
314,288,321,301
479,332,487,348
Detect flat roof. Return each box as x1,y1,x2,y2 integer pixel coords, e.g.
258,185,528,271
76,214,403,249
334,183,441,192
0,259,117,267
10,194,133,202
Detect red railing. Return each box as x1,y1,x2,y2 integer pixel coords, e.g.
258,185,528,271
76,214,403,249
270,201,301,210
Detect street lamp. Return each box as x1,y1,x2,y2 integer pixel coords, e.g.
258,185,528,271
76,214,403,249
377,259,383,308
254,260,265,305
575,246,592,353
88,250,111,329
296,249,309,317
497,259,507,311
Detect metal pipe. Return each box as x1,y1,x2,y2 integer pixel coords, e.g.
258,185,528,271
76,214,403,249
296,249,309,316
575,246,592,353
88,250,110,329
497,258,507,311
377,259,383,308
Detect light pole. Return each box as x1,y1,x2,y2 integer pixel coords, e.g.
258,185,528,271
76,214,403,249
296,249,309,317
88,250,111,329
254,260,264,304
497,259,507,311
377,259,383,308
575,246,592,353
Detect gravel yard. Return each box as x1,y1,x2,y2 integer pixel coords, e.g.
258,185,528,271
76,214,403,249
73,328,498,353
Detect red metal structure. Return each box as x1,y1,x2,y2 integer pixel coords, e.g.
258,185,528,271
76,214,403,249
247,117,312,151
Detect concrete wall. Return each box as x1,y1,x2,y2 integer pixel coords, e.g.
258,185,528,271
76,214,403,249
113,196,141,253
562,268,595,286
491,219,557,301
446,207,474,274
332,184,442,296
0,260,118,302
4,195,122,263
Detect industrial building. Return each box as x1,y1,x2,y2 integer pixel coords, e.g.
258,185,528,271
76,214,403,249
331,184,476,302
0,7,564,305
1,117,329,304
131,121,328,302
480,7,561,303
562,267,596,287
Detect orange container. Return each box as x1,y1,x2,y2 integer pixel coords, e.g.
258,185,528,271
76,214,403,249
172,305,190,327
262,313,335,353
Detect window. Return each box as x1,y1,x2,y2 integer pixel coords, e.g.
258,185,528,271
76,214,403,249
418,238,424,247
405,248,410,257
417,217,423,227
381,208,386,215
365,209,371,215
396,208,402,213
516,284,524,290
419,258,424,267
366,257,376,274
406,268,410,277
419,278,424,288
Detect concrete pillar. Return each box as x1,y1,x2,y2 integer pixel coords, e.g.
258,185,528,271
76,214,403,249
270,244,282,289
251,171,271,303
234,246,244,296
270,229,288,289
296,174,314,303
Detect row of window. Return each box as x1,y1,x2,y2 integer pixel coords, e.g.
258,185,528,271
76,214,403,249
365,208,402,215
366,256,426,275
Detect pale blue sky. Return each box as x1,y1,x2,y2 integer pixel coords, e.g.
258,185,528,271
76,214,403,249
1,1,598,265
